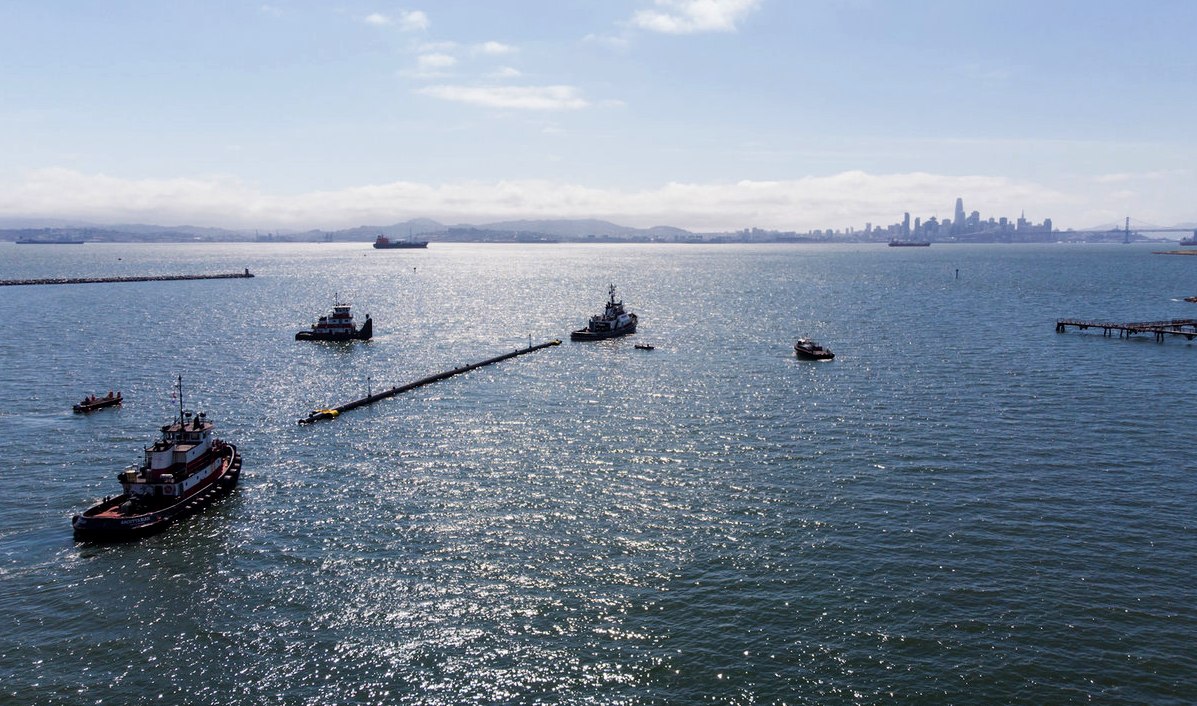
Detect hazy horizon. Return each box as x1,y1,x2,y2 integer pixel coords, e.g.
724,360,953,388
2,1,1193,232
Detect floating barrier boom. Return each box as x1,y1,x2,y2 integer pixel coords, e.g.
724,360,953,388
298,339,562,424
0,270,254,287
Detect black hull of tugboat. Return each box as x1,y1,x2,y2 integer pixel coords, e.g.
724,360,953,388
570,324,636,341
71,446,242,541
295,318,373,341
794,347,834,361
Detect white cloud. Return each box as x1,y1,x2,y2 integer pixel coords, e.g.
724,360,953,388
417,84,590,110
631,0,762,34
474,41,516,55
417,53,457,70
1,167,1121,232
398,9,429,31
488,66,523,79
1092,170,1180,184
399,52,458,78
362,10,426,30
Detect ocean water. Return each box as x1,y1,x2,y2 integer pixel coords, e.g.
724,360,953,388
1,242,1195,704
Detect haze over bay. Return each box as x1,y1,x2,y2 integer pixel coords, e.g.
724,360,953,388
2,1,1195,232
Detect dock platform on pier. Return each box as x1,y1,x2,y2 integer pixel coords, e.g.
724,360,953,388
299,339,562,424
1055,318,1197,342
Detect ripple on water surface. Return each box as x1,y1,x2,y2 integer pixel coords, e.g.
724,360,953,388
1,243,1196,704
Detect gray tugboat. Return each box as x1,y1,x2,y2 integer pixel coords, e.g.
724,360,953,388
794,338,834,360
570,284,638,341
71,378,241,540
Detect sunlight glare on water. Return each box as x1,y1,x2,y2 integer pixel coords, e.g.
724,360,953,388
1,242,1196,704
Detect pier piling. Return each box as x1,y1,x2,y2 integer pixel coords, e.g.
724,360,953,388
298,339,562,424
1055,318,1197,343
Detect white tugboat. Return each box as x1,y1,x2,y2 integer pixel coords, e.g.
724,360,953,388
72,377,241,540
794,338,835,361
296,296,372,341
570,284,638,341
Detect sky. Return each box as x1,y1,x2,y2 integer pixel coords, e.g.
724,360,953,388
1,0,1194,232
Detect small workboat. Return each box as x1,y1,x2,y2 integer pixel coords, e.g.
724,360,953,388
296,298,372,341
73,391,122,413
634,344,655,350
571,284,638,341
794,338,834,360
71,378,241,541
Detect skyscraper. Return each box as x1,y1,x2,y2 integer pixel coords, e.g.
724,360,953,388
954,197,965,234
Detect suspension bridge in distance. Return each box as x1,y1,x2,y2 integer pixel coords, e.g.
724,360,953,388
1070,217,1196,244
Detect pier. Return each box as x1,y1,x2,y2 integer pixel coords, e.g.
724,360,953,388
298,339,562,424
1055,318,1197,342
0,269,254,287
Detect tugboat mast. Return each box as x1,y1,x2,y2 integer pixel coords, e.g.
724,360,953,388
177,375,184,423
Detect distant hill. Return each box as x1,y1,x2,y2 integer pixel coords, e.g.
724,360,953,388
0,224,251,242
316,218,699,242
473,219,697,240
476,219,637,238
108,223,251,239
312,219,446,242
2,218,696,243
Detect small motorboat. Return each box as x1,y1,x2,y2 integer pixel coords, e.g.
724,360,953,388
73,391,122,413
794,338,834,361
634,344,655,351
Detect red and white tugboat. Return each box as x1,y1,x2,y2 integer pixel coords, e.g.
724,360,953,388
295,296,372,341
72,378,241,540
570,284,638,341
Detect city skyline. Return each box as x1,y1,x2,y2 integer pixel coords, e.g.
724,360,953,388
1,1,1194,232
11,193,1173,245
